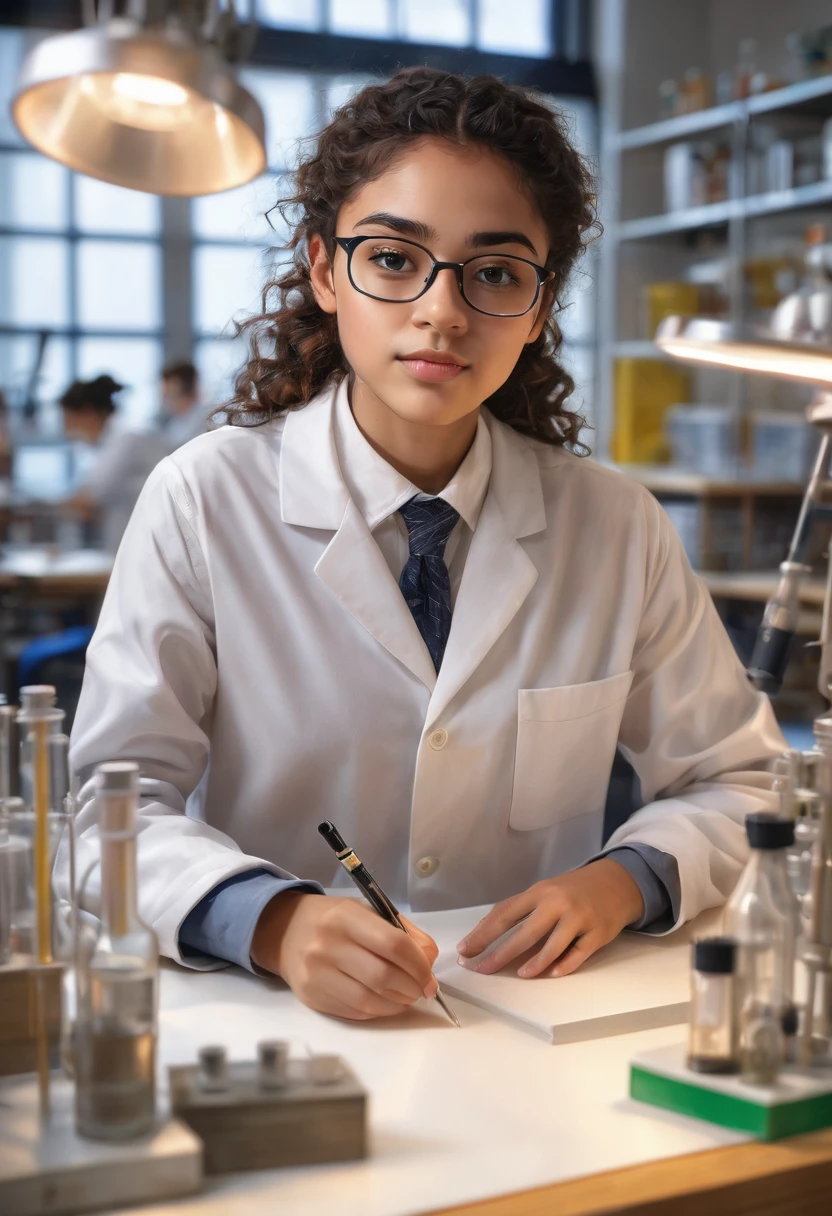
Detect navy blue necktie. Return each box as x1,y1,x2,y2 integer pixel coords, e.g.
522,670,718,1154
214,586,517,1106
398,496,460,672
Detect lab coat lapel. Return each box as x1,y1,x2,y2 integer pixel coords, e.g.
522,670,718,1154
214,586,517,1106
315,498,437,690
427,419,547,727
281,384,437,691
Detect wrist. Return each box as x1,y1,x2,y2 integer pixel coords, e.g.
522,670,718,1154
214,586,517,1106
250,890,312,976
594,856,645,926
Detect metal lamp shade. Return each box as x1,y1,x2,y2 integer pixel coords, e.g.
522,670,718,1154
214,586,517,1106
12,22,266,197
655,316,832,388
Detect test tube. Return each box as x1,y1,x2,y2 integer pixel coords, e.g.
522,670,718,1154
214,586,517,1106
17,686,63,966
0,701,19,802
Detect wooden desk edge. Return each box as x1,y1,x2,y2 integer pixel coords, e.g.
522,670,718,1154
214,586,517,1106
425,1126,832,1216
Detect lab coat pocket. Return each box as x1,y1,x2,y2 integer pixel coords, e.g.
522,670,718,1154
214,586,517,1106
509,670,634,831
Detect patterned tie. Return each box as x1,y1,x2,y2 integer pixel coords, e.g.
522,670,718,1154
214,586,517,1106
398,496,460,672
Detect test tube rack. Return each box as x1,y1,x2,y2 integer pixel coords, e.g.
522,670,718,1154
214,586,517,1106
630,1042,832,1140
169,1050,368,1174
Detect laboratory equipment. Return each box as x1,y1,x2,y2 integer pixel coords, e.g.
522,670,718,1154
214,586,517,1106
723,814,798,1084
687,938,738,1075
74,762,158,1142
169,1044,367,1174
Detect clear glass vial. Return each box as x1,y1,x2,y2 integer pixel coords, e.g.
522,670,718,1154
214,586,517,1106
74,762,158,1142
723,813,798,1083
687,937,738,1074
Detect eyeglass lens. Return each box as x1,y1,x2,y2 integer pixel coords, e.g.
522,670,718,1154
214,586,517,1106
348,238,540,316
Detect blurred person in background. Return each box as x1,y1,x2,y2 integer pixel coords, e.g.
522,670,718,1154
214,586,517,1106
60,374,167,554
159,360,210,450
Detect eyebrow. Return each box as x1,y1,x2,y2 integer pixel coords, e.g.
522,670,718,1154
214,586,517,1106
353,212,540,259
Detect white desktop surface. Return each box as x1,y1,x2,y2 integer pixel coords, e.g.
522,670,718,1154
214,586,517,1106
123,960,749,1216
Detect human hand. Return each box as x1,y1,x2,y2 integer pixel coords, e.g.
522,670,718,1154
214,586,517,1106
251,892,439,1020
455,859,645,979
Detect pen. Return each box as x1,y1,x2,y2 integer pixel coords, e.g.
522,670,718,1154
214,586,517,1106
317,821,461,1028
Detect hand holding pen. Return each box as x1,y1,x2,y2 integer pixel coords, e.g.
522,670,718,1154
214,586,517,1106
250,860,445,1023
318,822,460,1027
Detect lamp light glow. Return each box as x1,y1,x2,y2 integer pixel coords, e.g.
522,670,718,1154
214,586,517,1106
655,316,832,388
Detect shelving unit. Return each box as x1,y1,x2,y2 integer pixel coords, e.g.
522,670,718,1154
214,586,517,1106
595,0,832,459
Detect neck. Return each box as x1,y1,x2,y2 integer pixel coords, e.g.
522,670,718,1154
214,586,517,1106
350,377,479,495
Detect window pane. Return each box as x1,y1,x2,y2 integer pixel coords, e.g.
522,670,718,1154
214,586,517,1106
0,333,72,434
401,0,470,45
241,70,317,169
77,240,161,331
325,75,376,119
195,335,250,407
0,152,68,230
0,236,69,327
74,175,161,235
330,0,392,37
478,0,550,56
0,29,26,146
257,0,321,29
76,337,163,430
193,174,287,245
193,245,272,335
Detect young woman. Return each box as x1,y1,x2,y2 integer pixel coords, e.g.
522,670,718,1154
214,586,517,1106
67,68,783,1023
59,374,167,553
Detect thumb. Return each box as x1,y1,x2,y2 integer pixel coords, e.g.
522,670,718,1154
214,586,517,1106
402,918,439,965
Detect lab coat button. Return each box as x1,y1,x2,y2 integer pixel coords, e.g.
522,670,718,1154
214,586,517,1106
415,856,439,878
429,728,448,750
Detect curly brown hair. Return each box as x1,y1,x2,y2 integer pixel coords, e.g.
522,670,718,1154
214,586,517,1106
223,66,599,450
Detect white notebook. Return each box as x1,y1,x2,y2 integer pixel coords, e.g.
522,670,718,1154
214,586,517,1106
410,905,722,1044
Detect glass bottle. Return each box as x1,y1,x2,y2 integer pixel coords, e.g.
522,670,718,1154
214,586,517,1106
74,761,158,1141
687,937,738,1074
723,813,798,1084
786,788,821,909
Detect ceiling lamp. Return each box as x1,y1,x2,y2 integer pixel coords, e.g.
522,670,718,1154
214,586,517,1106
12,1,266,197
655,241,832,387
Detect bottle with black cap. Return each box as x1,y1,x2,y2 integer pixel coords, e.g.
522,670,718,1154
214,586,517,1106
687,937,739,1074
723,813,799,1083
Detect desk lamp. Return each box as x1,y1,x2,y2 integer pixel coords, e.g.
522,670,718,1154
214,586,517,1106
11,1,266,197
655,240,832,699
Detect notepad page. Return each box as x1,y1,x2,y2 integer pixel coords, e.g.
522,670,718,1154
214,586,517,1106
410,905,722,1043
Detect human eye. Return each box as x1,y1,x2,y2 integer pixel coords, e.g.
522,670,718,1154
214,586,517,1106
367,245,415,273
473,261,521,288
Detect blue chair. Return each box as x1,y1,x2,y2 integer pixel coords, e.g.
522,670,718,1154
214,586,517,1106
17,626,95,728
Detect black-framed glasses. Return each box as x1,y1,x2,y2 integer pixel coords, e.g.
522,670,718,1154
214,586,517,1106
333,234,551,318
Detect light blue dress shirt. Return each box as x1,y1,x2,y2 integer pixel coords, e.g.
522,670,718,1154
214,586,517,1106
178,847,680,971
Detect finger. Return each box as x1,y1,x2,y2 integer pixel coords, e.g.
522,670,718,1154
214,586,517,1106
517,916,585,978
456,890,539,957
401,917,439,966
541,931,606,978
324,968,409,1020
342,905,435,994
463,909,554,975
334,940,423,1004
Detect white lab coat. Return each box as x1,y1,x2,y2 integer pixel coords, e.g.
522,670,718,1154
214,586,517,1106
77,418,168,553
67,380,785,966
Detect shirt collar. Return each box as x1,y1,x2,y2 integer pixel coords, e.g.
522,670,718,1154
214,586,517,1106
332,378,492,532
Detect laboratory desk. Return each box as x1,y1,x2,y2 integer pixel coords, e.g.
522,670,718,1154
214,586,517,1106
117,961,832,1216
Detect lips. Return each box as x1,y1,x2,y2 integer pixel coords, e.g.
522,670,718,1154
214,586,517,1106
398,350,470,384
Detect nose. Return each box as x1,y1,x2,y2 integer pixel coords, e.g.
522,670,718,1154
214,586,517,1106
410,266,468,335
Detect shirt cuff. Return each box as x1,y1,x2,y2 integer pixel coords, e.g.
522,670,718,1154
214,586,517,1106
178,868,324,972
604,844,680,933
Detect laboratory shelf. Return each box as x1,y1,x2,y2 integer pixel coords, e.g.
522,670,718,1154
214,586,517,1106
617,104,744,152
617,73,832,153
618,178,832,242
